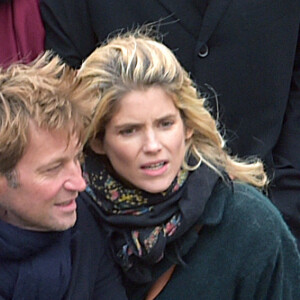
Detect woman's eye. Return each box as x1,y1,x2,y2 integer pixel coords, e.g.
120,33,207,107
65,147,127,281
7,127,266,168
160,120,174,128
119,127,136,136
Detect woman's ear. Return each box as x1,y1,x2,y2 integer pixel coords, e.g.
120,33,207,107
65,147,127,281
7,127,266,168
185,128,193,140
90,138,106,155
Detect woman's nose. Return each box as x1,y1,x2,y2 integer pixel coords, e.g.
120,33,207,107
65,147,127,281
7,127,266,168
142,130,162,153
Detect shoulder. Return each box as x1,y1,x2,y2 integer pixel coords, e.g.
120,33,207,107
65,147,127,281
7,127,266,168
213,182,285,225
70,193,128,300
67,195,114,294
74,194,108,251
159,183,300,299
197,181,300,286
226,182,286,228
208,181,298,254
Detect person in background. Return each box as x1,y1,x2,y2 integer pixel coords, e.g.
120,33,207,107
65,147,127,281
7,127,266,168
77,32,300,300
0,54,128,300
0,0,45,68
40,0,300,249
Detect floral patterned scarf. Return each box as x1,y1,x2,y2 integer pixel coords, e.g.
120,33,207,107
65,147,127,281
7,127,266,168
84,150,219,283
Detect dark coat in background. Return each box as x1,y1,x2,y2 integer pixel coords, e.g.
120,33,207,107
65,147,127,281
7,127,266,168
41,0,300,247
0,0,45,67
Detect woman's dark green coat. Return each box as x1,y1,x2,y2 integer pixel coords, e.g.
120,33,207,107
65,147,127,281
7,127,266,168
127,182,300,300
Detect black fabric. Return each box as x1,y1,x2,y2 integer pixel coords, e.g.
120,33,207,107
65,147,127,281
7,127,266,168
0,197,128,300
62,197,128,300
40,0,300,248
194,0,209,17
0,220,71,300
84,152,220,283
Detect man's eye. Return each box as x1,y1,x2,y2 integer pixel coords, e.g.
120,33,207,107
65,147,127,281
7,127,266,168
45,164,61,173
76,152,84,163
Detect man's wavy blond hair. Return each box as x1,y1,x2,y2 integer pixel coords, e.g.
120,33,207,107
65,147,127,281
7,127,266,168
79,31,268,188
0,52,98,175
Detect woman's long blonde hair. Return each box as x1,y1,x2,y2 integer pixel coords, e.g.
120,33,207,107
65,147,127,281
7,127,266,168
79,30,268,188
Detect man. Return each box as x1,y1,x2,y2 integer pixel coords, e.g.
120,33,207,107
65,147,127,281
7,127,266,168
40,0,300,248
0,55,127,299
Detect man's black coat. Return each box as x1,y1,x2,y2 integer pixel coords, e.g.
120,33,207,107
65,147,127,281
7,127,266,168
41,0,300,246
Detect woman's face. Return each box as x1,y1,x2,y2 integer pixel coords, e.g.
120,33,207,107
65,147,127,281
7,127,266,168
91,86,192,193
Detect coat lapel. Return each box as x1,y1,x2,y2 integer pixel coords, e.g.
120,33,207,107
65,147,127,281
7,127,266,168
157,0,233,47
156,0,204,38
197,0,233,48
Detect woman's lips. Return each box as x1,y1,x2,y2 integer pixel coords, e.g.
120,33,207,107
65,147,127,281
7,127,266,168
141,161,168,176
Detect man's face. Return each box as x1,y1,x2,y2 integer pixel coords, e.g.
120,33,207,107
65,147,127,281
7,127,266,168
0,122,86,231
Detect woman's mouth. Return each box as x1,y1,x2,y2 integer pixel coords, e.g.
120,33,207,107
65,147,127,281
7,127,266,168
142,162,166,170
141,161,168,176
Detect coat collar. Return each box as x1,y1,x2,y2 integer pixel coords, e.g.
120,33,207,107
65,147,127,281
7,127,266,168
156,0,203,39
157,0,233,48
197,0,233,49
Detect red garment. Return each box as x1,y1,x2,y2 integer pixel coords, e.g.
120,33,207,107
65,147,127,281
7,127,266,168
0,0,45,68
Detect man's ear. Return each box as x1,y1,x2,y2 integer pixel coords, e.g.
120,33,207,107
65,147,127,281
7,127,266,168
0,175,8,195
90,138,106,155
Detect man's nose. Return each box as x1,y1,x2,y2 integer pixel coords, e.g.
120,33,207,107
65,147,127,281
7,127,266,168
64,162,87,192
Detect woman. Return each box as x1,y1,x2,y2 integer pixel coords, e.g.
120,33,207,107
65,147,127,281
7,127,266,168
78,32,300,299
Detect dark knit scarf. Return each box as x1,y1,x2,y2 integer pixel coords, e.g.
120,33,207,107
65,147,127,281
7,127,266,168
0,220,72,300
85,151,219,283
